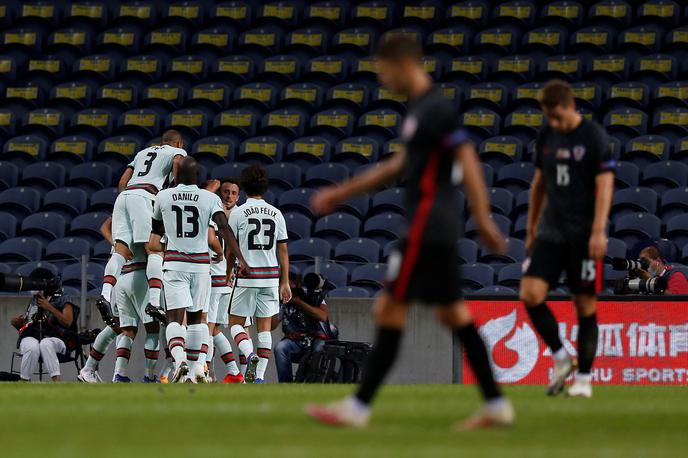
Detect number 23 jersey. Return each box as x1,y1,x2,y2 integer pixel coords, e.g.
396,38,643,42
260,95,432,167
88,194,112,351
229,198,288,288
153,184,224,273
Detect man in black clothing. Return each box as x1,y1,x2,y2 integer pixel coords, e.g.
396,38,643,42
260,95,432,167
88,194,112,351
305,35,514,430
520,80,615,399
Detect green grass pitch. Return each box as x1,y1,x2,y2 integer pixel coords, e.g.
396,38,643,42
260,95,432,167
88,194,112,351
1,384,686,458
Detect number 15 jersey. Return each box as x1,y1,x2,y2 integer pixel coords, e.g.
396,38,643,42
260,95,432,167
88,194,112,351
229,197,288,288
153,184,224,273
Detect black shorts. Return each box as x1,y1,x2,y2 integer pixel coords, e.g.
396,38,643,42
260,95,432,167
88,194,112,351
385,242,463,305
525,238,603,295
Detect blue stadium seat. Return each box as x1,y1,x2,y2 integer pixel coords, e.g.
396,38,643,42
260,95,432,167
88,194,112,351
68,162,112,192
49,135,96,166
487,187,514,216
641,161,688,192
266,162,302,193
461,263,494,292
0,187,42,218
338,194,370,220
70,108,115,138
479,136,523,171
166,108,212,138
604,264,628,289
310,109,356,141
613,213,662,248
651,108,688,144
238,136,285,164
283,212,312,241
445,55,487,87
325,82,370,114
260,54,302,84
20,161,66,192
666,214,688,250
0,160,21,191
588,1,632,28
279,82,325,111
3,134,49,164
610,187,658,223
371,187,405,215
363,213,405,246
334,238,380,266
465,214,512,241
660,187,688,222
14,261,59,278
303,55,348,84
482,163,495,187
513,214,528,239
333,136,380,171
496,162,535,194
118,108,162,139
210,162,248,180
606,110,649,149
278,188,315,217
0,237,43,262
238,26,283,57
62,261,104,289
304,163,349,187
623,135,670,165
614,161,640,189
212,108,260,138
605,237,628,262
192,136,236,169
88,187,118,212
539,1,584,28
370,85,407,113
497,262,522,288
20,212,66,242
445,1,489,28
69,211,109,242
474,285,517,295
304,262,349,289
0,211,17,241
93,239,112,261
314,212,361,245
286,136,333,168
570,81,603,112
458,238,479,264
479,237,526,264
186,82,232,112
329,286,370,298
350,263,387,294
45,236,91,266
23,108,67,139
462,109,501,141
234,82,278,111
288,237,332,262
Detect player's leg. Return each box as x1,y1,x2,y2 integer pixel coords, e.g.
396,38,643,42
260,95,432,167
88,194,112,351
306,292,409,427
19,337,40,382
39,337,67,382
184,272,211,383
143,321,161,383
568,293,597,397
164,271,191,382
239,316,255,374
274,338,303,383
79,324,120,383
211,291,243,382
253,287,280,383
434,303,514,430
114,327,136,383
229,286,259,381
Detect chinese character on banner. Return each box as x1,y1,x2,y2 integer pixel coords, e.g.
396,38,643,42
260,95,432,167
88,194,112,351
462,300,688,385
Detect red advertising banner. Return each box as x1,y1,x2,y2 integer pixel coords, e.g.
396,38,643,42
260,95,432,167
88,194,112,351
462,300,688,385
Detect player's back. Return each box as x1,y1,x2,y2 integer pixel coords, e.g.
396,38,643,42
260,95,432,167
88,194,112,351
125,144,187,196
230,198,288,287
155,184,223,273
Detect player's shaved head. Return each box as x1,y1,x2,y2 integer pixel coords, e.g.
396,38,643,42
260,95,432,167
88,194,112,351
177,155,198,185
162,129,183,146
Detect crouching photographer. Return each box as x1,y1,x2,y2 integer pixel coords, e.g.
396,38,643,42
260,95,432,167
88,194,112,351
8,268,79,382
612,246,688,295
273,272,336,383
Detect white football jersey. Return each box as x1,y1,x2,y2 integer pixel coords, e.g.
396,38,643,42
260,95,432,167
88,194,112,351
229,198,288,287
153,184,224,273
123,144,187,198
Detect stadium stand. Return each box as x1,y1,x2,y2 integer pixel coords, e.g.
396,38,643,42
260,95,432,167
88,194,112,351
0,0,686,297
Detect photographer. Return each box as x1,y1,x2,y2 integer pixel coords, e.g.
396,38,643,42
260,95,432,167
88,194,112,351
10,268,78,382
613,246,688,295
274,272,332,383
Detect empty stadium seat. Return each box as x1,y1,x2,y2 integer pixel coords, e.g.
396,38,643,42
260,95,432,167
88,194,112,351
0,187,42,218
88,188,118,212
68,161,112,192
465,214,512,241
329,286,370,298
641,160,688,192
288,237,332,263
14,261,59,278
42,187,88,218
497,262,523,288
20,212,66,242
660,187,688,222
479,237,526,264
20,161,66,192
69,211,109,242
45,236,91,266
283,212,312,241
350,262,386,294
610,187,658,222
62,261,104,289
461,263,495,292
334,237,381,266
313,212,361,245
363,212,405,246
0,237,43,262
304,162,349,187
457,238,480,264
613,212,662,247
0,211,18,241
665,214,688,250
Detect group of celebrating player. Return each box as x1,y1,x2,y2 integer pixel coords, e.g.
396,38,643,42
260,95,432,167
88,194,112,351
78,130,290,385
77,32,618,431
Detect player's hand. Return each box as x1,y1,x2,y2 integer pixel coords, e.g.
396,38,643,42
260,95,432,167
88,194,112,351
480,220,507,255
310,187,343,216
211,251,223,264
237,258,250,277
205,179,221,193
588,229,606,260
227,271,235,288
119,244,134,261
279,283,292,303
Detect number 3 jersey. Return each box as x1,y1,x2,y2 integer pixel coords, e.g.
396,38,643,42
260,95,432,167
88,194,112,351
229,197,288,288
153,184,224,273
123,144,187,199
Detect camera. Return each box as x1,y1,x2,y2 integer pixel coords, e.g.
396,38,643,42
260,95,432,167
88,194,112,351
614,275,667,295
611,257,650,272
0,272,62,296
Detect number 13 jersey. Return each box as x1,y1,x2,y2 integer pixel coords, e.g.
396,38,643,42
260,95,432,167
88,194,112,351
153,184,224,273
229,197,288,288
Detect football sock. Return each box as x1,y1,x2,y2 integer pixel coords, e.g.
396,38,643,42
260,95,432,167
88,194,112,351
144,333,160,379
166,322,187,365
526,303,564,354
146,253,164,308
231,324,254,358
186,324,208,375
355,327,403,405
206,333,215,364
214,333,240,375
101,253,125,302
256,331,272,380
160,347,174,379
239,355,247,374
85,326,117,370
577,313,598,374
455,323,502,401
114,335,133,377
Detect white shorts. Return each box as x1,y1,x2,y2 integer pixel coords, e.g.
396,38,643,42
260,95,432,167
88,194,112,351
112,270,151,328
207,289,231,325
230,286,279,319
112,192,154,246
163,270,211,313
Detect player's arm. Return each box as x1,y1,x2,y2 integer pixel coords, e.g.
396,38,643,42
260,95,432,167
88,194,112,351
208,228,223,263
292,296,328,322
212,211,247,276
118,166,134,192
277,242,292,303
588,171,614,260
525,169,546,252
100,217,113,245
311,149,406,215
458,143,507,254
149,206,165,253
172,154,185,182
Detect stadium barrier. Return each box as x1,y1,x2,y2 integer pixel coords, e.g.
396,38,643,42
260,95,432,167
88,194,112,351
460,296,688,386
